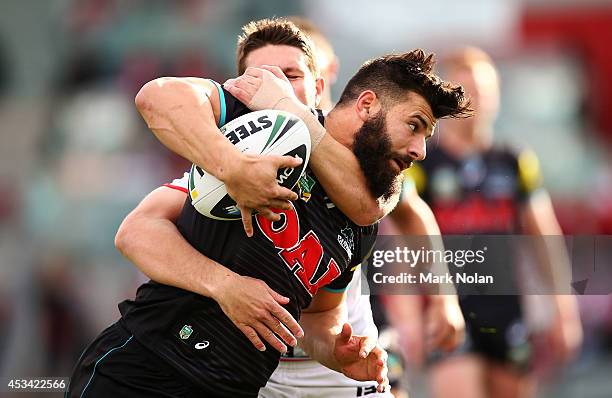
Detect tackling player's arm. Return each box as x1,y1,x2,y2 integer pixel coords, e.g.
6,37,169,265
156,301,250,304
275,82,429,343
521,189,572,292
298,289,348,366
298,289,388,392
135,77,303,235
311,133,399,225
115,186,304,353
225,66,399,226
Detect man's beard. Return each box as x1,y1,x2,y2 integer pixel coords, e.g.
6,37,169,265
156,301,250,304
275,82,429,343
352,112,402,201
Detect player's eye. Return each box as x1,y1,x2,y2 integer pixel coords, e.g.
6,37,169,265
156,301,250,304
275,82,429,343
286,75,301,80
408,123,418,132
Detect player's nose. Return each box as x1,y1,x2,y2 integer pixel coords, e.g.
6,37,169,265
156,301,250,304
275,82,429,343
408,137,426,161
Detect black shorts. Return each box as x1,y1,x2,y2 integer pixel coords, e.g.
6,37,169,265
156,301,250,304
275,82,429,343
428,295,531,372
66,321,205,398
460,295,531,370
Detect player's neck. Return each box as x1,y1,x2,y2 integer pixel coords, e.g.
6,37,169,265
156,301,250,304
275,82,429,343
324,107,355,149
441,126,493,158
318,94,334,113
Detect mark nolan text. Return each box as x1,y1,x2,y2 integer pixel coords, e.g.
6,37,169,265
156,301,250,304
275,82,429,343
372,272,494,284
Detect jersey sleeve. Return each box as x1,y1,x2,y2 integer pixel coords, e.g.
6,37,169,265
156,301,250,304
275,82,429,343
324,222,378,292
355,222,378,266
516,148,543,200
323,265,355,293
162,172,189,193
400,163,427,202
212,80,251,125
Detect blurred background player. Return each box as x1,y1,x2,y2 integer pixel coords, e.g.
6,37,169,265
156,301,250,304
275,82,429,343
401,47,582,398
375,186,464,398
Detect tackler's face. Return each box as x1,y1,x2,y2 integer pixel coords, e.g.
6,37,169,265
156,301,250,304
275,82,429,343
244,44,323,108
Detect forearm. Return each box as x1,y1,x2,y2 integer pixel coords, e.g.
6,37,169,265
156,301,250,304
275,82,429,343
391,193,454,294
382,294,425,363
383,295,423,332
311,135,388,225
391,192,440,236
284,105,388,225
115,214,234,300
522,190,572,293
135,77,240,180
298,304,347,372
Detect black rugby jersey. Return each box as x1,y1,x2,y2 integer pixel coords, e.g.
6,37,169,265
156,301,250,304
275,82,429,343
405,144,541,297
119,86,377,396
407,145,541,234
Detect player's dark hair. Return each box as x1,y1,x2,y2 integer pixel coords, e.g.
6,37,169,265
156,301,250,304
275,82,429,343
236,18,318,76
337,49,472,119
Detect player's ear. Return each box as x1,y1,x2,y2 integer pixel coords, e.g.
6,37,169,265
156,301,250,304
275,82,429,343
355,90,381,122
314,76,325,108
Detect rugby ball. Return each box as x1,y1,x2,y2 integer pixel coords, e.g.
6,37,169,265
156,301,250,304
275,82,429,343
188,109,311,220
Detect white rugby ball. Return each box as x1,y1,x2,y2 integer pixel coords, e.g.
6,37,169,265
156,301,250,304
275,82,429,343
188,109,311,220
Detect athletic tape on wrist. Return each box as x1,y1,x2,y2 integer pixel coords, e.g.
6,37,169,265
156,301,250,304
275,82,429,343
274,97,326,150
246,71,326,150
247,71,293,110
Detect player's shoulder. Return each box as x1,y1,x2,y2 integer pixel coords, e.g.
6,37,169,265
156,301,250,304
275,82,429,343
213,82,252,125
488,142,543,192
306,180,377,236
359,218,378,233
408,144,450,191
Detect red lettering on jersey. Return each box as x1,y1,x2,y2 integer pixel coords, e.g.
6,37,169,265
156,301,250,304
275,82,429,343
280,232,341,295
256,203,342,296
432,197,518,233
306,258,341,295
256,207,299,249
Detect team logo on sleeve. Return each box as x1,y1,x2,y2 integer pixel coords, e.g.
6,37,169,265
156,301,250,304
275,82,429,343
337,226,355,261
